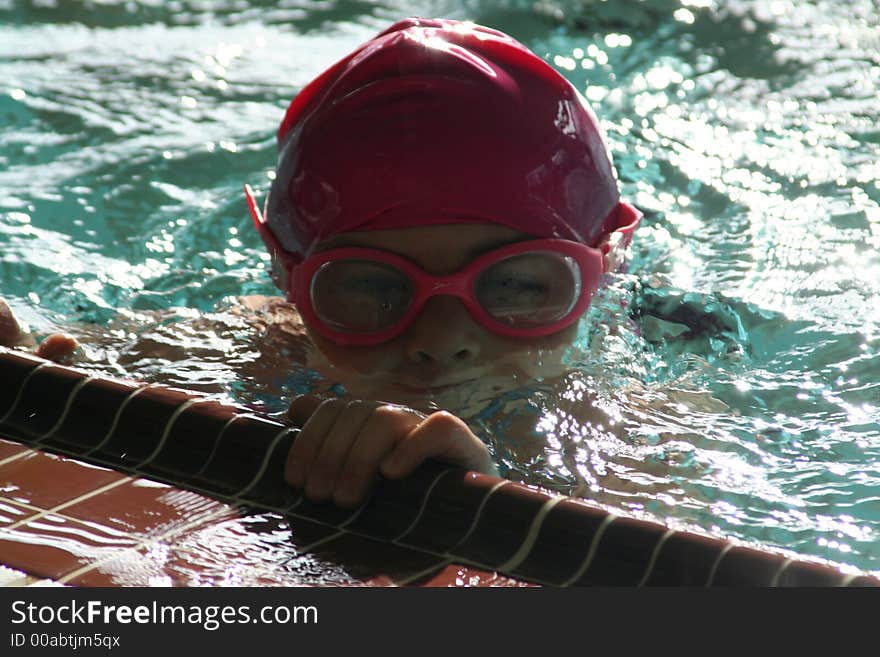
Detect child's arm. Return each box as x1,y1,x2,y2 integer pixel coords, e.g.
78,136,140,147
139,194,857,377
284,394,498,508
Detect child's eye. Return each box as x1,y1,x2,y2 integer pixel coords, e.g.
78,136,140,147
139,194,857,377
476,277,553,320
343,274,409,296
311,261,413,332
479,274,550,299
476,253,580,325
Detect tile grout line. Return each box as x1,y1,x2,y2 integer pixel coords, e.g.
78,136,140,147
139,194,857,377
7,353,873,588
232,490,533,583
0,494,56,517
3,477,134,532
440,479,509,558
840,572,858,587
559,513,617,587
769,558,793,587
12,390,846,588
4,431,564,586
391,468,454,545
636,529,674,587
336,502,369,530
57,505,235,585
3,402,324,585
0,447,33,468
0,361,50,425
495,496,563,573
1,426,786,589
5,375,655,587
230,427,296,498
133,398,215,470
704,543,734,587
396,558,455,586
33,377,96,445
419,553,557,587
294,529,348,554
190,414,247,479
82,384,153,458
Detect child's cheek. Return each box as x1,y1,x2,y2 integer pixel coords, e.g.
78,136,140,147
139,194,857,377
324,345,391,375
506,322,579,355
304,326,397,376
500,323,579,377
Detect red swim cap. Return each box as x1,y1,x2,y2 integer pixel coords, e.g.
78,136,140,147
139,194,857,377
254,17,639,269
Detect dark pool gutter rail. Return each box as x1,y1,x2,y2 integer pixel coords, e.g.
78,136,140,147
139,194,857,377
0,348,876,587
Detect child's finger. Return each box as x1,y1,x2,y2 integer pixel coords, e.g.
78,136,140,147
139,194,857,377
0,298,34,348
306,400,379,501
35,333,79,363
284,398,347,487
379,411,492,479
286,393,326,427
332,405,424,508
0,298,18,344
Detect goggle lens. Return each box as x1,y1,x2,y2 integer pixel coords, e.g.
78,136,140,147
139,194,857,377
309,250,583,335
311,260,414,333
475,252,581,327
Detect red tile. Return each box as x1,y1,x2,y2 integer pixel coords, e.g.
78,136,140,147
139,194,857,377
395,470,501,554
0,513,141,581
358,575,398,587
61,546,171,587
0,437,29,462
68,511,341,587
712,545,787,586
0,497,39,529
0,450,126,509
159,512,341,587
1,364,88,439
414,563,536,587
303,531,445,585
62,478,231,540
452,482,554,571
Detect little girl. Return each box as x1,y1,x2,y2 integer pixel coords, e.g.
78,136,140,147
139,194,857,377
0,17,641,509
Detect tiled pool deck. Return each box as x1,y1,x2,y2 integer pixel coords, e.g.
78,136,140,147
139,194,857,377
1,348,877,587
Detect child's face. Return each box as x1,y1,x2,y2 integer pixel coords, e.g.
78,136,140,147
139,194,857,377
301,223,582,409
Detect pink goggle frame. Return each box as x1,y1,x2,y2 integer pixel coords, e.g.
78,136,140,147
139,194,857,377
245,185,641,346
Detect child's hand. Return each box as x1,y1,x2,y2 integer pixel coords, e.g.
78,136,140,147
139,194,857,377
285,395,498,508
0,297,79,362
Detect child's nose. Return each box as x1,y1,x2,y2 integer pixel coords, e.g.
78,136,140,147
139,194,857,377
403,296,482,366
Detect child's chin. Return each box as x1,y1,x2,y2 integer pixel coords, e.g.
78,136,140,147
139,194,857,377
377,379,518,416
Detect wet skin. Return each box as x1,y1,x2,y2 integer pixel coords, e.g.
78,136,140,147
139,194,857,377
302,223,580,406
0,223,586,508
0,298,78,361
286,223,582,507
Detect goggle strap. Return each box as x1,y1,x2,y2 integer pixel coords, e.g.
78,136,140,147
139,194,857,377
243,184,296,292
599,201,643,273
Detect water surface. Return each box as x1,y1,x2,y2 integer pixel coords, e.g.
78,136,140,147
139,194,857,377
1,0,878,572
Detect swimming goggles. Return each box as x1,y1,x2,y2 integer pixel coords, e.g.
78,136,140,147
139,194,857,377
246,185,639,346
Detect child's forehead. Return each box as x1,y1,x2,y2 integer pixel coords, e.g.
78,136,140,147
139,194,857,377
314,223,535,269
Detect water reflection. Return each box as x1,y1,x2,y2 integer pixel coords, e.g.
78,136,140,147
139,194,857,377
1,0,878,572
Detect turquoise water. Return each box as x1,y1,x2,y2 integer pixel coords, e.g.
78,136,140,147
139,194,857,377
1,0,878,573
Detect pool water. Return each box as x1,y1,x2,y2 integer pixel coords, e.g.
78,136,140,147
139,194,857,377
1,0,878,573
